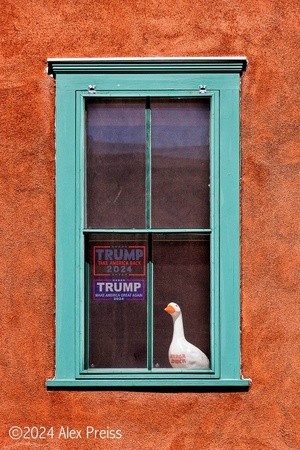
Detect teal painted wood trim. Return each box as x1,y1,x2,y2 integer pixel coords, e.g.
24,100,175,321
78,369,215,376
75,93,87,374
147,248,154,371
145,99,151,228
83,229,212,233
48,57,247,76
219,88,241,380
46,378,251,388
209,91,220,377
51,75,240,93
55,86,77,379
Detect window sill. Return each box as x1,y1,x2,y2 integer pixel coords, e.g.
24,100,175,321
46,377,251,390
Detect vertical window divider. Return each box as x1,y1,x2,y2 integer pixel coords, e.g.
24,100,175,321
145,97,152,229
147,233,153,371
145,98,153,370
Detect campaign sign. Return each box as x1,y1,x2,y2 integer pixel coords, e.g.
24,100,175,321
93,245,146,277
93,279,145,301
92,243,146,301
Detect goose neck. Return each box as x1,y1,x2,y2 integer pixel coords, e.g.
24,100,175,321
172,314,185,340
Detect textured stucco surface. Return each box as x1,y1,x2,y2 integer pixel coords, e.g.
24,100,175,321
0,1,299,449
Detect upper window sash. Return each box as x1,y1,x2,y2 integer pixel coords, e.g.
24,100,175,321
81,92,216,232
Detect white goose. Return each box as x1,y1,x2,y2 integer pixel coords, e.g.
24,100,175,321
164,302,210,369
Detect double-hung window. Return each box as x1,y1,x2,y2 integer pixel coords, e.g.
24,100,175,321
47,57,250,388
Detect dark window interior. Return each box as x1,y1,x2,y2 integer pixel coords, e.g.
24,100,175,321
87,233,210,369
86,98,210,370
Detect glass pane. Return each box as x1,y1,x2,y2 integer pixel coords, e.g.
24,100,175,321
87,233,147,368
153,234,210,369
151,99,210,229
86,99,146,229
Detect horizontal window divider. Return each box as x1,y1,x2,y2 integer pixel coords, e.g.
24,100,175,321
82,229,212,234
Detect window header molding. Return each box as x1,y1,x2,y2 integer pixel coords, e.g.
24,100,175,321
47,56,248,77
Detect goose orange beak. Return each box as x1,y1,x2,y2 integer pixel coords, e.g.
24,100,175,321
164,304,175,314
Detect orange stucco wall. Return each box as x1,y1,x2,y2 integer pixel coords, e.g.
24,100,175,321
0,1,299,449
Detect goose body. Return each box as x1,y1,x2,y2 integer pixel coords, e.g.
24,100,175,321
164,302,210,369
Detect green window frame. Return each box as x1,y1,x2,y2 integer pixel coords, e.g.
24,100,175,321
47,57,250,389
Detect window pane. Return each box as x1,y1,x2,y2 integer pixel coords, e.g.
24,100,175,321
86,233,147,368
153,234,210,369
86,99,146,229
151,99,210,229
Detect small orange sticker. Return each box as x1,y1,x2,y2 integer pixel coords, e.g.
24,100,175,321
170,353,186,364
